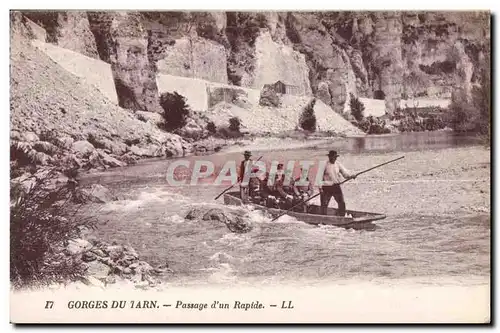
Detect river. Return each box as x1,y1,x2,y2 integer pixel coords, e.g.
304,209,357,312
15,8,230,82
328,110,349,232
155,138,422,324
80,131,490,289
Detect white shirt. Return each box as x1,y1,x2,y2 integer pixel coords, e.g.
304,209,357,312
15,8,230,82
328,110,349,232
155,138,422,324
322,161,352,185
243,160,251,171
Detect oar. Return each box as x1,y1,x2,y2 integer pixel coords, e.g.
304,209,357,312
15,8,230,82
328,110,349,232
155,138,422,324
214,155,263,200
270,156,404,222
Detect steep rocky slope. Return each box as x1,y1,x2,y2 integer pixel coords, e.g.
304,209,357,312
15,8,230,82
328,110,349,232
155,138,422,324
10,13,189,173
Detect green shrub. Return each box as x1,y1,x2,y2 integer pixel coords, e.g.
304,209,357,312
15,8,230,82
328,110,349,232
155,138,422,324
159,92,190,131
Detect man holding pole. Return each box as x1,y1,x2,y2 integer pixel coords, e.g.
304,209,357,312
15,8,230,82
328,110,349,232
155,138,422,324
238,150,255,203
269,155,404,222
320,150,356,217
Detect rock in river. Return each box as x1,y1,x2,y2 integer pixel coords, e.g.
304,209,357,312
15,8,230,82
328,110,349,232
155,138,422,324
185,207,252,233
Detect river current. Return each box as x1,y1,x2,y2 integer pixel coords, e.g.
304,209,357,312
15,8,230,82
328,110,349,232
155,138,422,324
80,132,490,288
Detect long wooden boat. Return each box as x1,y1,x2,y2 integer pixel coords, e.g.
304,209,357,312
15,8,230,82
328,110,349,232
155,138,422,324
223,191,386,229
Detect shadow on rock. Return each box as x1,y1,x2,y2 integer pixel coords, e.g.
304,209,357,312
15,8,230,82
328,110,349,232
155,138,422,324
185,207,253,233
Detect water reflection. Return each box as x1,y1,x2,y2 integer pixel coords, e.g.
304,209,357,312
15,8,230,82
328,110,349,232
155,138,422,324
353,137,366,152
81,131,484,187
318,131,483,154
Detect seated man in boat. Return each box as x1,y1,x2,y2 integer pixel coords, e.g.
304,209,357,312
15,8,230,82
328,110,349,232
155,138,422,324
258,173,279,208
271,164,294,209
249,166,263,202
292,168,314,213
320,150,356,217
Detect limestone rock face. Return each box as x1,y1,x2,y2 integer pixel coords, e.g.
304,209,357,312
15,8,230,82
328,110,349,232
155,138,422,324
284,13,359,112
12,10,491,121
156,36,228,84
252,30,311,95
10,15,191,174
370,12,404,114
23,11,99,59
109,12,161,112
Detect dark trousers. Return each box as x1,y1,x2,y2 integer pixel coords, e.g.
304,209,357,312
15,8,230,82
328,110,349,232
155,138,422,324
240,186,250,203
320,184,346,216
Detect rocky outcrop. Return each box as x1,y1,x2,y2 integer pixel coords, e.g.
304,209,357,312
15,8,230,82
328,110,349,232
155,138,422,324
284,13,359,113
74,184,118,203
109,12,162,112
62,238,171,289
23,11,99,59
143,11,229,84
12,10,490,120
185,207,253,233
10,17,190,174
400,11,490,101
369,12,405,114
450,41,474,102
156,36,228,84
259,84,282,107
252,30,311,94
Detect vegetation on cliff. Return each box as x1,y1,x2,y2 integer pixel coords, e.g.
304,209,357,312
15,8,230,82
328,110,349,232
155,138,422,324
299,98,317,132
160,91,191,131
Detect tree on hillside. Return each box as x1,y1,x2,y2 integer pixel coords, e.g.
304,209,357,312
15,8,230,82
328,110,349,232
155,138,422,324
159,92,190,131
349,93,365,122
299,98,317,131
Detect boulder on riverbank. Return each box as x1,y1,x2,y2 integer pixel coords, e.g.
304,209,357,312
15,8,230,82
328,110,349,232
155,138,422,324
73,184,118,204
64,238,172,289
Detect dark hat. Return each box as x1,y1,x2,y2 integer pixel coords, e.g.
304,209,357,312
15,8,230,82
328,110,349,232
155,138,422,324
327,150,339,157
243,150,252,156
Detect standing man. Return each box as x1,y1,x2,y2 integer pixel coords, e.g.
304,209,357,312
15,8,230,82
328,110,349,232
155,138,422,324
238,150,254,203
320,150,356,216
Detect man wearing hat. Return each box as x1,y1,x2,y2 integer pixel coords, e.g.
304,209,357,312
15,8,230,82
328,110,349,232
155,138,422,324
320,150,356,216
238,150,254,203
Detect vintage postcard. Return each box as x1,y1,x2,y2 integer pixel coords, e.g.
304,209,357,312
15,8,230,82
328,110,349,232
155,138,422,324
9,9,491,324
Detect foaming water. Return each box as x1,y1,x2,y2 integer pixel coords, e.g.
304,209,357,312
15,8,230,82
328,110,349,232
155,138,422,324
88,181,489,287
81,133,490,288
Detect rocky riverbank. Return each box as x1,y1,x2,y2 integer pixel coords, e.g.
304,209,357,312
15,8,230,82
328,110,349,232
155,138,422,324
61,237,172,289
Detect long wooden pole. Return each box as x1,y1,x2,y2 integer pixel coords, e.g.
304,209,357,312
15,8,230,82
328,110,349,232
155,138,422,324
270,156,404,222
214,155,263,200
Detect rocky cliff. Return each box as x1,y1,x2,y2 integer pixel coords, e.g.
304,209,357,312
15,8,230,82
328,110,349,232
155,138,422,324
10,11,189,174
13,10,490,116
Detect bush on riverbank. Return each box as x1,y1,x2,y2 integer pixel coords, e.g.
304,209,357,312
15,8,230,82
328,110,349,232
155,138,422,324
356,116,392,134
390,107,448,133
10,168,96,289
